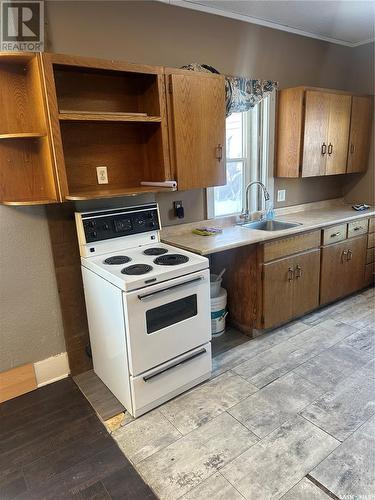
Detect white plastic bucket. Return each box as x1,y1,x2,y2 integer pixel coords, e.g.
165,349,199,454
210,274,222,298
211,288,227,337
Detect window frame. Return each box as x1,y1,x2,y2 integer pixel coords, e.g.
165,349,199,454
207,89,276,219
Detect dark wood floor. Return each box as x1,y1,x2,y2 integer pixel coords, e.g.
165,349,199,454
0,378,156,499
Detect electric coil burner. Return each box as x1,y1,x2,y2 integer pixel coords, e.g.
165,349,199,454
75,203,211,419
143,247,168,256
104,255,131,265
154,254,189,266
121,264,153,275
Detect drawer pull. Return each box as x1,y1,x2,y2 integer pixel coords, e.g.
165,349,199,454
328,143,333,155
143,348,207,382
288,267,294,281
330,232,341,238
321,143,327,155
341,250,348,263
295,265,302,278
347,249,353,261
353,226,362,231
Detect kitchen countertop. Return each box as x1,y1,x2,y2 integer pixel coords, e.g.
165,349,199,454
161,200,375,255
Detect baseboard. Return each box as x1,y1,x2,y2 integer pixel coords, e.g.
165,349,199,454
34,352,70,387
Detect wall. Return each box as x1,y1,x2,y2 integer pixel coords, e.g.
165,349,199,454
0,1,373,372
0,206,65,370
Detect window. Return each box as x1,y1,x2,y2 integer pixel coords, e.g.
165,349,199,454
207,90,275,218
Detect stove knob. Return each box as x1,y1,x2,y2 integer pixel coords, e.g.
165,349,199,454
103,223,110,230
87,221,95,228
91,231,97,238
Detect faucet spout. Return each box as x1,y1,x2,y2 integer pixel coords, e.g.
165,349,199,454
241,181,270,222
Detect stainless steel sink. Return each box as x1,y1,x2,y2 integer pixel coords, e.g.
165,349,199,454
239,220,302,231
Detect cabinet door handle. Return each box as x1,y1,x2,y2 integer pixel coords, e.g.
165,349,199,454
295,265,302,278
328,143,333,155
341,250,348,263
350,143,355,154
347,249,353,261
215,144,223,161
288,267,294,281
321,143,327,155
330,231,341,238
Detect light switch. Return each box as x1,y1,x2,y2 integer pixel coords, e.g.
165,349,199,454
277,189,286,202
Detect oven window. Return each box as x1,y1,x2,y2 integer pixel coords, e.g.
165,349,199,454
146,294,198,334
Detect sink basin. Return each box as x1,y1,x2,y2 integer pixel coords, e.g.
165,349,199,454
239,220,302,231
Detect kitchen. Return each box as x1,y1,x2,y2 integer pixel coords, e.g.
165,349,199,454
0,1,374,499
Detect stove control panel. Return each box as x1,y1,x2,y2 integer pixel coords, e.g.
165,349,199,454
78,204,161,244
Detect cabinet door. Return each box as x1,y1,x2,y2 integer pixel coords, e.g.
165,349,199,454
325,93,352,175
320,240,348,305
293,249,320,318
262,256,295,329
347,96,373,173
345,235,367,295
302,91,330,177
168,73,226,190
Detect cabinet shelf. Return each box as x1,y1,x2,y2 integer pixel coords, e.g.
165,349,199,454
59,111,162,123
65,185,176,201
0,132,46,140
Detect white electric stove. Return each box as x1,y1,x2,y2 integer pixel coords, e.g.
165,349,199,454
76,203,212,417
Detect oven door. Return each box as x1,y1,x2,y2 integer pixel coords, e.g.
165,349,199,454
123,269,211,375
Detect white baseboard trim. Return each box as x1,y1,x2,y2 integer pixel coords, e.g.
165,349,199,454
34,352,70,387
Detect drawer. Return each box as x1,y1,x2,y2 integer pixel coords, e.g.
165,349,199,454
347,219,368,238
263,231,320,262
366,247,375,264
322,224,347,246
369,217,375,234
368,232,375,249
130,343,211,417
364,262,375,285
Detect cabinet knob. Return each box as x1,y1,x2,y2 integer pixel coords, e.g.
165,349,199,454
328,143,333,155
215,144,223,161
295,265,302,278
321,143,327,155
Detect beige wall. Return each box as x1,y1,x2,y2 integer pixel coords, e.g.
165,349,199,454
0,1,373,371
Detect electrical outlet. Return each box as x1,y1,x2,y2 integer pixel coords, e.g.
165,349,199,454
277,189,286,202
96,166,108,184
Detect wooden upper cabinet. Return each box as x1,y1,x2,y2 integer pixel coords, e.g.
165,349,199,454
277,86,371,178
165,70,226,190
325,93,351,175
347,96,374,173
0,53,60,205
302,91,330,177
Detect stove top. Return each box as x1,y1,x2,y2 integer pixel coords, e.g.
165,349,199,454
76,204,208,291
80,243,208,292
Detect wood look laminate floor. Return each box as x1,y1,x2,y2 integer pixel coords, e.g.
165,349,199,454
0,377,156,500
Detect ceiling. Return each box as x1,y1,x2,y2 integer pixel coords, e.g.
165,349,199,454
161,0,375,47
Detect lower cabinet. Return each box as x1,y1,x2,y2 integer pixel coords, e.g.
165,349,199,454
262,249,320,329
320,235,367,305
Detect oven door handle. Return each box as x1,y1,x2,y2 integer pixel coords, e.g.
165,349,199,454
137,275,204,301
143,347,207,382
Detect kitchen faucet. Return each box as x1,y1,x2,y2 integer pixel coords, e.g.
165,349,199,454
240,181,271,222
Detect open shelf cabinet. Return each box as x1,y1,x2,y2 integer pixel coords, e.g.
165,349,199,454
41,53,172,201
0,52,60,205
